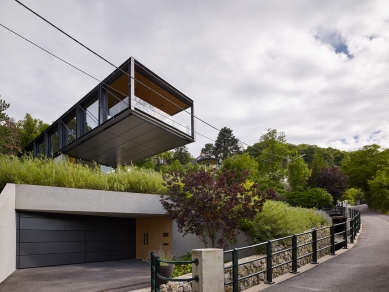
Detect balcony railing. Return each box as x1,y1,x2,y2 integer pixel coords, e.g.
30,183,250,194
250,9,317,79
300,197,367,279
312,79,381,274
108,96,191,136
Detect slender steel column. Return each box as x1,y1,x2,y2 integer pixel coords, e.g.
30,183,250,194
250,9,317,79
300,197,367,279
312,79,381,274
99,85,108,124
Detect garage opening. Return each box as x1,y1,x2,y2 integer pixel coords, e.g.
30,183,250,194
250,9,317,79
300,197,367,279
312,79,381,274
16,211,136,269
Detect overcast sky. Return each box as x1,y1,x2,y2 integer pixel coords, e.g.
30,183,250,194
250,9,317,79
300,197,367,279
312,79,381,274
1,0,388,157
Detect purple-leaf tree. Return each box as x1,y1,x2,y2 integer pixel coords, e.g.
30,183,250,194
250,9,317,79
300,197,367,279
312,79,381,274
160,168,276,249
315,166,349,202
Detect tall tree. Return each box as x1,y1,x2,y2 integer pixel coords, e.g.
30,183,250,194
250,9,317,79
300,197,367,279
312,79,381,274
161,168,275,248
368,167,389,212
247,129,289,191
2,118,21,155
0,98,21,155
0,99,10,153
315,166,349,202
17,113,49,149
213,127,241,160
201,143,214,156
293,144,319,166
173,146,192,165
341,144,389,193
307,149,331,186
288,156,311,192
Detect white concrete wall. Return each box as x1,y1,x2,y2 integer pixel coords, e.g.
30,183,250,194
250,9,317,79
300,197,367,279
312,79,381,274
172,221,255,258
0,184,16,284
15,184,165,217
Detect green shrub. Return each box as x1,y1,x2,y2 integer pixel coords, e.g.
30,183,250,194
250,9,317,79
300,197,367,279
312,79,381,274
172,252,192,277
284,188,333,208
252,200,330,242
368,169,389,213
0,155,166,194
340,188,365,205
219,154,259,182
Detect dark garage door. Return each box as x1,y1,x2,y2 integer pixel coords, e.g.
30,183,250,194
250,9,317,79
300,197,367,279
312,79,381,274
16,211,136,269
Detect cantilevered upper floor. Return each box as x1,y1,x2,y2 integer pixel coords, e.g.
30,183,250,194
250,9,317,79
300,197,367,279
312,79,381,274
24,57,195,166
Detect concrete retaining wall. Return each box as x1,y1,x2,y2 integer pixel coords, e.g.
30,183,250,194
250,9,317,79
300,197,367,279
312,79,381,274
0,184,16,284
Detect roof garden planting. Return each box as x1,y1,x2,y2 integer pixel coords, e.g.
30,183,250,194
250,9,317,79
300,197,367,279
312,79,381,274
0,154,166,194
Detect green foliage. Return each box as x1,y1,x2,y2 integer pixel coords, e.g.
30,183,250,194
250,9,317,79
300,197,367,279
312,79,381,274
17,113,49,149
252,200,331,242
134,156,157,170
284,188,333,208
201,143,214,156
247,129,290,192
220,153,259,182
173,146,193,165
368,168,389,213
342,144,389,193
0,99,20,155
0,155,166,194
288,155,311,192
213,127,241,160
172,252,192,277
161,168,273,249
307,149,331,186
0,99,9,122
340,188,365,205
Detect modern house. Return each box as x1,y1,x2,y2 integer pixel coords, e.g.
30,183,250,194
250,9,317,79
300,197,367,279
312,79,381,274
0,57,201,283
24,57,195,166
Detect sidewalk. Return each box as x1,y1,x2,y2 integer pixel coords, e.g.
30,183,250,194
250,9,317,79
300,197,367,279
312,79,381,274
257,208,389,292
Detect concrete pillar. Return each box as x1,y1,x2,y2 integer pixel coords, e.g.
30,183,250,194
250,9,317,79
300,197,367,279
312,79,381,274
192,249,224,292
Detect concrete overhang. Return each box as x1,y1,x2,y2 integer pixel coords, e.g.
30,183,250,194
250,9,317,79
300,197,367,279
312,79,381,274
13,184,166,218
63,109,192,166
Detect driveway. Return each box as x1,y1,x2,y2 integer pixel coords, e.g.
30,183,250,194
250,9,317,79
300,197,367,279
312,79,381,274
259,204,389,292
0,259,150,292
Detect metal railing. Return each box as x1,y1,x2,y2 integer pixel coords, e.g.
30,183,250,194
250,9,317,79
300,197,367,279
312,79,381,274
151,252,199,292
224,207,361,292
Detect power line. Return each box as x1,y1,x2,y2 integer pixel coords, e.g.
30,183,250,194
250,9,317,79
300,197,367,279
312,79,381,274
0,23,246,159
0,21,281,167
14,0,288,160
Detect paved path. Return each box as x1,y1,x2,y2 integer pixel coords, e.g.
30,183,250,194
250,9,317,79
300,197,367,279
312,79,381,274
253,205,389,292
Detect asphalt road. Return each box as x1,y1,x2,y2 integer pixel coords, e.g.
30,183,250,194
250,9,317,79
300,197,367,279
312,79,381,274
0,259,150,292
262,205,389,292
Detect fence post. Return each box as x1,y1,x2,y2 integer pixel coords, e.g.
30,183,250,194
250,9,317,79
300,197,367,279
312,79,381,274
151,252,155,292
232,248,239,292
350,218,354,244
265,241,274,284
311,229,318,264
343,221,348,249
330,225,335,255
291,235,298,273
192,249,224,292
155,256,160,289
